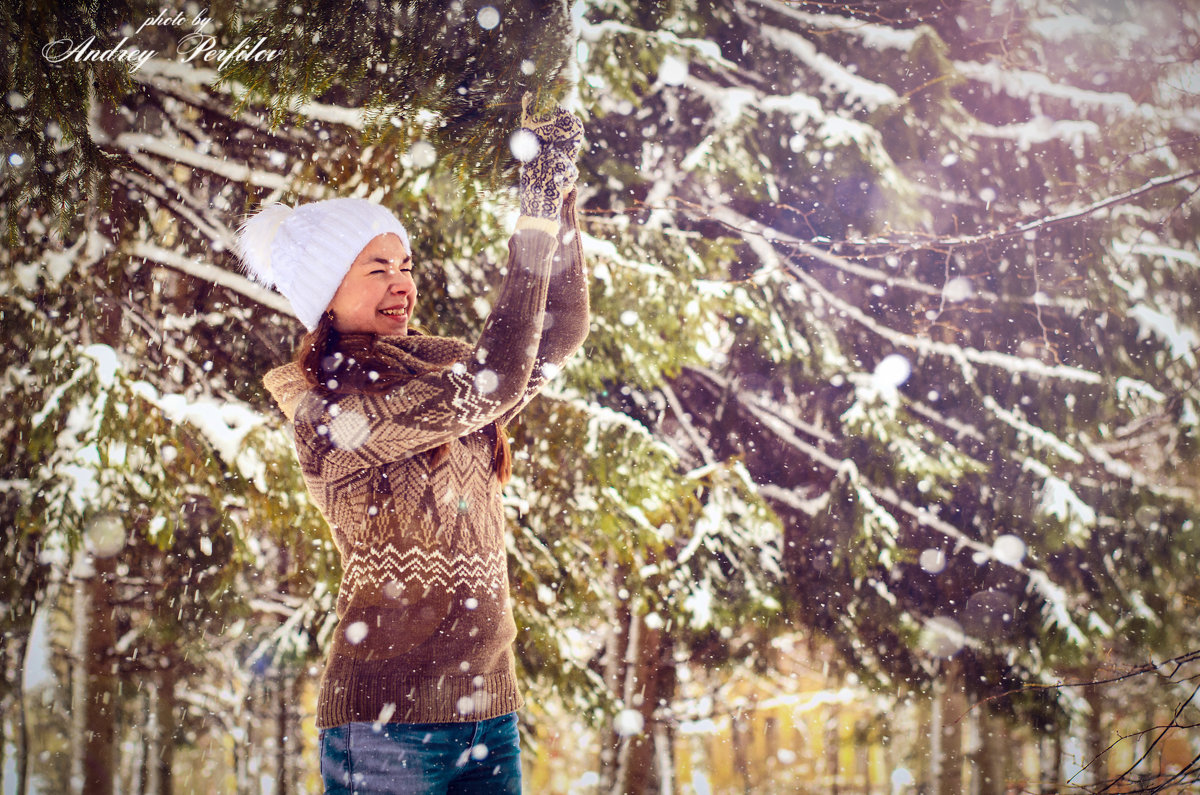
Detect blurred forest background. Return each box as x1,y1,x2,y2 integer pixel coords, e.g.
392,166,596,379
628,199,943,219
3,0,1200,793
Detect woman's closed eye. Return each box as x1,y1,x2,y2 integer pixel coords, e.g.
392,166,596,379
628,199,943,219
367,257,412,276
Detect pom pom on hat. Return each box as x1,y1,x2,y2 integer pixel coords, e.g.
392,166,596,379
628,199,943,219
235,198,410,331
236,203,293,286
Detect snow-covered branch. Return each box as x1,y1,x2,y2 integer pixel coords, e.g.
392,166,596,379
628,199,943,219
660,380,717,466
129,241,293,317
112,132,324,197
725,207,1104,385
135,59,375,130
701,203,1091,315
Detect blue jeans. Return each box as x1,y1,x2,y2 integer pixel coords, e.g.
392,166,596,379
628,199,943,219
319,712,521,794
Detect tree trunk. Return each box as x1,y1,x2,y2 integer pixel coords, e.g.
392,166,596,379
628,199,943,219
2,525,48,795
1083,684,1106,788
931,658,964,795
915,690,934,791
614,612,677,795
152,663,177,795
1039,728,1063,794
130,688,146,795
630,617,675,795
599,558,629,794
652,717,674,795
1130,713,1152,779
732,710,752,794
970,709,1007,795
0,704,6,795
600,581,678,795
275,667,293,795
71,552,117,795
6,629,32,795
824,704,840,793
70,180,124,795
855,718,872,794
274,543,295,795
234,683,255,795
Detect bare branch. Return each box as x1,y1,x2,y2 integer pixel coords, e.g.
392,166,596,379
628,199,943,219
1095,680,1200,793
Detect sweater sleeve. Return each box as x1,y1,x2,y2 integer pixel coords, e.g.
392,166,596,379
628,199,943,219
497,190,590,426
293,226,559,472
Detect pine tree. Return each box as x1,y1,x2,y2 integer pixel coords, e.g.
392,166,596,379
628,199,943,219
570,0,1200,788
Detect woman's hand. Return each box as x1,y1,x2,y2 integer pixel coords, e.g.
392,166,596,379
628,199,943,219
518,94,584,220
519,147,578,220
521,94,584,162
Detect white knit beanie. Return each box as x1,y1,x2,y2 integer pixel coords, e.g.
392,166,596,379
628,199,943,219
236,198,411,331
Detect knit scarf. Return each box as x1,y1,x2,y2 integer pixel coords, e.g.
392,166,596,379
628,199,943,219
271,331,510,480
328,332,475,392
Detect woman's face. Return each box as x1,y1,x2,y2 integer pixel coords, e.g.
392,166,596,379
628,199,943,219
327,233,416,336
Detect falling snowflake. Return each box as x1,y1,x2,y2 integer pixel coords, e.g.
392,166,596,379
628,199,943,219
345,621,369,645
872,353,911,389
919,615,964,657
992,534,1026,566
329,409,370,449
410,140,437,169
475,369,499,394
509,129,540,162
85,513,126,558
919,548,946,574
614,709,644,736
476,6,500,30
659,55,688,86
943,276,973,302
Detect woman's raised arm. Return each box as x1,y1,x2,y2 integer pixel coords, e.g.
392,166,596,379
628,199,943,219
281,106,586,472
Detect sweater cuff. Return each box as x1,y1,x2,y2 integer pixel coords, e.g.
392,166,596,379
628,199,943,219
515,215,561,236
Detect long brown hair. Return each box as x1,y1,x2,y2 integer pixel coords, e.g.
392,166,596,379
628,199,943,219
295,312,512,483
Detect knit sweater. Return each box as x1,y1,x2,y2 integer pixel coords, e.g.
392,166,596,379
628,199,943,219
264,195,588,728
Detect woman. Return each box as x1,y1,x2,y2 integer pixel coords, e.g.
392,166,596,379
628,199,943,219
241,102,586,794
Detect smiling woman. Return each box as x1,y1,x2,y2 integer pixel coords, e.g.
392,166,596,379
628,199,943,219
238,101,587,795
327,234,417,336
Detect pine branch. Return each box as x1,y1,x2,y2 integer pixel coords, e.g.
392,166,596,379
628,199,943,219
721,205,1106,385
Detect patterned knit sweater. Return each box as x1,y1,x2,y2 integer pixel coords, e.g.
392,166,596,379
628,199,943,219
264,196,588,728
